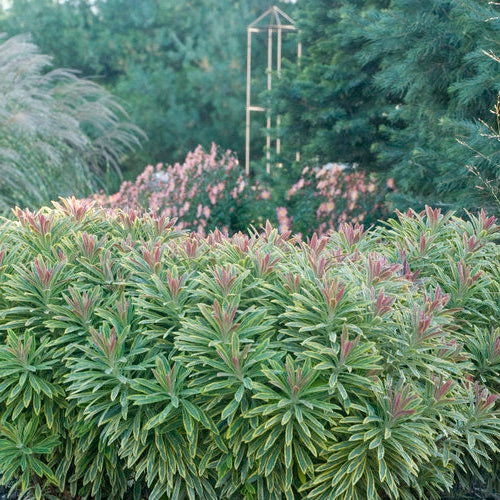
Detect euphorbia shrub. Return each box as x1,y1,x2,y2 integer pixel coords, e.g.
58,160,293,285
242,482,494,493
0,199,499,499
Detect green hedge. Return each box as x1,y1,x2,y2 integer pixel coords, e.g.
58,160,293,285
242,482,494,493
0,199,499,499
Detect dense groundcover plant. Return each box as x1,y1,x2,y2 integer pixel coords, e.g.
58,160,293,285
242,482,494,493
0,199,499,499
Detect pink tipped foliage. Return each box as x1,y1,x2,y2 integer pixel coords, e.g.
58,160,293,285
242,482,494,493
0,201,498,499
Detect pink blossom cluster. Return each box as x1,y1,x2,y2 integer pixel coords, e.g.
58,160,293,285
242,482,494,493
276,206,292,234
89,145,391,236
90,144,264,234
287,164,392,234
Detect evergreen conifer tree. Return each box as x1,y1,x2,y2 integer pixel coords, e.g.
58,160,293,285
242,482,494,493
274,0,500,212
272,0,390,171
362,0,500,210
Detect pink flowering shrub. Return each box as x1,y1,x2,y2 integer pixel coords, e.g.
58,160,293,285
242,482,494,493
91,144,266,234
92,147,391,236
279,163,392,235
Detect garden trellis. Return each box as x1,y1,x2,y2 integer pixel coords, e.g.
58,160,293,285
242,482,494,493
245,5,301,175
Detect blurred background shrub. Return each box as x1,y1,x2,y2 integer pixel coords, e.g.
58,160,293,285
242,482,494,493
1,0,499,221
278,163,391,236
91,144,271,234
91,145,390,236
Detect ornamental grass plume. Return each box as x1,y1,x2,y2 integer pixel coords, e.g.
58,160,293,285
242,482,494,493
0,35,144,213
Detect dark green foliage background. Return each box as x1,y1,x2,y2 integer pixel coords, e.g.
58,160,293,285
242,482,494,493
273,0,500,212
0,0,282,183
1,0,499,211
